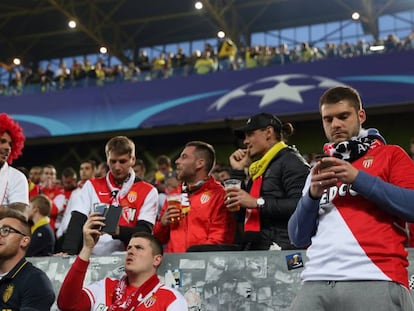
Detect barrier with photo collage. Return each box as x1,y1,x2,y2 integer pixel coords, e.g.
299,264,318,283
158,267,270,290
28,249,414,311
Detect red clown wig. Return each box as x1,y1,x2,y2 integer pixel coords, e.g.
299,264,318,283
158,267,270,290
0,113,25,164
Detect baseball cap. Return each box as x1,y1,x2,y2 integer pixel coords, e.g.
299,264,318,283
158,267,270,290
234,113,282,138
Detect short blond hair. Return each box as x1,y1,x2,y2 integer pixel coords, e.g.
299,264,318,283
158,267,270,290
30,195,52,217
105,136,135,158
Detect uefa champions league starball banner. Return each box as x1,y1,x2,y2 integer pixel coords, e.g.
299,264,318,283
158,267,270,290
2,50,414,138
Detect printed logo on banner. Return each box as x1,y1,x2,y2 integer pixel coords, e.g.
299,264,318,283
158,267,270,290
285,252,304,270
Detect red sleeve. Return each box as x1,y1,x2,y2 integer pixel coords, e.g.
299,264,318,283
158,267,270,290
409,223,414,247
57,256,92,311
153,200,171,244
204,188,236,245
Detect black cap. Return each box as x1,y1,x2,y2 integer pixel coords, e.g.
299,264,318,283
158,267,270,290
234,113,282,138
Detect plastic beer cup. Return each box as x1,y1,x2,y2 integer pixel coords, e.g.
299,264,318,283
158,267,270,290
223,179,242,212
167,193,182,223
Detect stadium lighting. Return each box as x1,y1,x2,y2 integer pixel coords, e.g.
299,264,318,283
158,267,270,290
13,58,21,66
68,20,77,29
195,1,203,10
217,31,225,39
99,46,108,54
352,12,360,20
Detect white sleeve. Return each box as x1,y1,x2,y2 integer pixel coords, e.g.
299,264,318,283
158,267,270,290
72,180,99,216
83,278,108,310
56,188,80,238
166,289,189,311
7,168,29,205
53,193,66,213
137,187,158,225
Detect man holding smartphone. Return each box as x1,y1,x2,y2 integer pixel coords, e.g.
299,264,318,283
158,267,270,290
62,136,158,255
288,86,414,310
58,213,187,310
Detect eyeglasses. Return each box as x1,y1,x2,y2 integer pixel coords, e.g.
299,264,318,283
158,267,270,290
0,226,26,237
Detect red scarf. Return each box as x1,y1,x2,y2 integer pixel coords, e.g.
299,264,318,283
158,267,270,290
244,176,263,232
109,274,162,310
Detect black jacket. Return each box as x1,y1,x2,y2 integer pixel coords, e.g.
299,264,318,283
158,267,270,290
0,258,55,310
26,224,55,257
232,146,310,250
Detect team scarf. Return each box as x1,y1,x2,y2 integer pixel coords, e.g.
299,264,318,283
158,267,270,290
245,141,287,232
248,141,288,180
105,168,136,206
179,179,206,217
109,274,162,310
323,128,386,162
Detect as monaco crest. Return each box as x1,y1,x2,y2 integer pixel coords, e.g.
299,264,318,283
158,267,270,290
200,193,211,204
362,156,374,168
144,295,157,308
127,191,137,203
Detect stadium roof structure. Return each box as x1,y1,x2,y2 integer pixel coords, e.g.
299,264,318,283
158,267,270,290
1,0,413,66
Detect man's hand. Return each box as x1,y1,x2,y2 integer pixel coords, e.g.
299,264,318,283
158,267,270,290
225,187,257,210
78,212,105,261
229,149,251,170
309,156,359,199
160,206,181,226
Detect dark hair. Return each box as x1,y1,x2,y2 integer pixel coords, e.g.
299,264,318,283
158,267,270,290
135,158,146,169
156,155,171,166
42,164,56,172
278,122,294,141
185,141,216,174
319,86,362,112
131,232,163,256
62,167,77,178
0,209,30,236
98,161,109,170
81,160,97,170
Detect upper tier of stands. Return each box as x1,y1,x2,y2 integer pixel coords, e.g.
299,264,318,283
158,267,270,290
1,31,413,97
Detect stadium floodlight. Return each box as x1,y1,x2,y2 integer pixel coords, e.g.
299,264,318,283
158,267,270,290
195,1,203,10
68,20,77,29
13,58,21,66
352,12,360,20
217,31,225,39
99,46,108,54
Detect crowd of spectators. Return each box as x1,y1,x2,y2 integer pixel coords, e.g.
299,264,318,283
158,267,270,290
0,31,413,96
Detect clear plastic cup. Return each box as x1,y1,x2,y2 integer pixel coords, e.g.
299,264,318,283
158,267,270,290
223,179,241,211
167,193,182,223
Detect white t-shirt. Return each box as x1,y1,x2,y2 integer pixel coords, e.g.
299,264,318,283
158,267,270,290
0,163,29,205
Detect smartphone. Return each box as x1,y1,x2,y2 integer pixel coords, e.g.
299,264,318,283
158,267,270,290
92,203,109,231
101,205,123,234
317,154,333,169
94,203,109,216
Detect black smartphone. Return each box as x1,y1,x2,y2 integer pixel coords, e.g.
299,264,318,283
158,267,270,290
94,203,109,216
101,205,123,234
93,203,109,231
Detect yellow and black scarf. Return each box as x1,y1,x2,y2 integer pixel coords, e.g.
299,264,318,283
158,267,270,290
245,141,287,232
